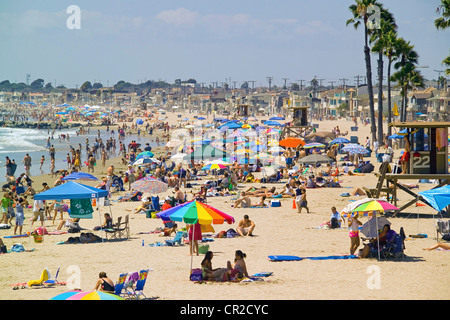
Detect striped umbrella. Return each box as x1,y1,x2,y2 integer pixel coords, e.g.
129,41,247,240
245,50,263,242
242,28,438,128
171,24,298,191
352,199,399,215
341,144,370,155
51,290,124,300
157,200,235,225
136,151,154,159
157,200,235,273
202,163,228,170
130,176,168,194
303,143,326,149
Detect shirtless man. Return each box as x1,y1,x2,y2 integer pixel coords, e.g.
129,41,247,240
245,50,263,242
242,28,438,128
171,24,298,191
106,164,115,192
236,215,255,236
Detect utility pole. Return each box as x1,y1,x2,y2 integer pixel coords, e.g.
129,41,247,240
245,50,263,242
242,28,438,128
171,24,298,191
354,75,364,88
328,81,336,89
298,80,306,90
248,81,256,90
282,78,289,90
434,69,445,89
266,77,274,91
26,74,31,86
339,78,349,90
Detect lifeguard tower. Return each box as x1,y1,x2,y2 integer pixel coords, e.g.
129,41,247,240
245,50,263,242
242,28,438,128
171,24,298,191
375,121,450,215
281,105,312,139
234,104,251,122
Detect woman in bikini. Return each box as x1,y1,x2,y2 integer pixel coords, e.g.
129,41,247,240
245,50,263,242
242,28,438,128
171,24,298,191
227,250,249,279
348,214,362,255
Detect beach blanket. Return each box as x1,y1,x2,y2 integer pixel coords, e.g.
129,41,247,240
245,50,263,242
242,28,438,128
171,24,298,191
269,255,357,261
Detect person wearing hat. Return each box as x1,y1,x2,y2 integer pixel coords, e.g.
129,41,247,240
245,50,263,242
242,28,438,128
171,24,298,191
161,197,172,211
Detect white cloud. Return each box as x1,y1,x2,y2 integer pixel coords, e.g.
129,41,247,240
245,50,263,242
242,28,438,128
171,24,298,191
155,8,199,26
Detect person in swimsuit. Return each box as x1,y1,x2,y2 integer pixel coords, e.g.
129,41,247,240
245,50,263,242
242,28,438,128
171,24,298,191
227,250,249,279
201,251,230,282
94,272,115,293
52,199,64,225
348,214,362,255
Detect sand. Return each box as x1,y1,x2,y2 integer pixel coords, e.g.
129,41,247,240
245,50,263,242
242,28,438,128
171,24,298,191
1,111,449,301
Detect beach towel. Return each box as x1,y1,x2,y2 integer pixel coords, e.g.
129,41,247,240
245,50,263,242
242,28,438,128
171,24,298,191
269,254,357,261
69,199,93,219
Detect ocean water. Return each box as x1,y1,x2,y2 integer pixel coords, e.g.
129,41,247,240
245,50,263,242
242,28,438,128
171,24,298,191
0,126,158,184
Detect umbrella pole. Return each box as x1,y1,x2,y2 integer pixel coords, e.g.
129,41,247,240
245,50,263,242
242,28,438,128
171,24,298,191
376,212,380,261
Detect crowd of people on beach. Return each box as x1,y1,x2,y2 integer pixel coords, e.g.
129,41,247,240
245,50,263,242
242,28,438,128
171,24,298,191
1,106,447,295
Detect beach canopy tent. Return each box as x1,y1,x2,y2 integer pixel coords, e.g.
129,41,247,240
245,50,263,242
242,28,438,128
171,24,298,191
33,181,109,222
419,185,450,212
61,172,98,181
34,181,108,201
183,145,228,162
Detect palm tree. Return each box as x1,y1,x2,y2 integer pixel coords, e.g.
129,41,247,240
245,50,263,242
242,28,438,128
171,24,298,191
435,0,450,29
391,39,422,121
370,7,397,145
435,0,450,75
381,29,400,141
347,0,383,144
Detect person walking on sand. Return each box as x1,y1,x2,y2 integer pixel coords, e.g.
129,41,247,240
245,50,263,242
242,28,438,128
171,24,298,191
295,188,309,213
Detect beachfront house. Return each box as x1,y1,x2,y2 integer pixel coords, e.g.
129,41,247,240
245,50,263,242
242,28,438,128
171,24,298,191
427,87,450,121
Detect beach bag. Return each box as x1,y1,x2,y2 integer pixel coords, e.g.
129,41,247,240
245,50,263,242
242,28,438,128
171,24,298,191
198,244,209,254
190,268,203,281
1,244,7,253
226,228,238,238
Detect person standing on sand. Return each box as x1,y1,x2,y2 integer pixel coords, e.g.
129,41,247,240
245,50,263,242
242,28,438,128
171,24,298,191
106,164,115,192
348,213,362,255
23,154,32,176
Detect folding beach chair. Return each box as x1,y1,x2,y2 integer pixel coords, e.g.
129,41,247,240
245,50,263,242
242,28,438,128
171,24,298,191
43,267,64,286
126,269,150,300
165,231,184,246
113,273,128,298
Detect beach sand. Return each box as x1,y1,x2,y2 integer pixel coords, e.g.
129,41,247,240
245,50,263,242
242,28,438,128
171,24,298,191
1,112,449,300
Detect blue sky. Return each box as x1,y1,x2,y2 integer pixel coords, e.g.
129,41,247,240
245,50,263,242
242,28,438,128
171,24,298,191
0,0,448,88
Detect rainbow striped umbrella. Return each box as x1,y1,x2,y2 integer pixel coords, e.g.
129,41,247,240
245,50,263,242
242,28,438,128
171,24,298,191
303,143,326,149
51,290,124,300
352,200,398,215
157,201,235,273
157,200,235,225
202,163,228,170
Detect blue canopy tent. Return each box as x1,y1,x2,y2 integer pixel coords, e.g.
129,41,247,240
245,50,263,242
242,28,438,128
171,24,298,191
419,185,450,212
61,172,99,181
34,181,111,240
34,181,108,201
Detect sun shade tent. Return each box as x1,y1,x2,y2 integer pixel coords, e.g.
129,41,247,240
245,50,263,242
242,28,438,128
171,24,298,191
33,181,110,228
419,185,450,212
33,181,108,201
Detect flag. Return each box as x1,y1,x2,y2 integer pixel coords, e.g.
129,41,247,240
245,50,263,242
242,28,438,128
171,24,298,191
393,102,399,116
